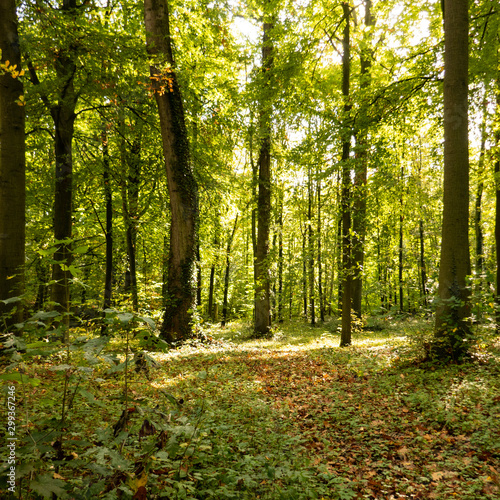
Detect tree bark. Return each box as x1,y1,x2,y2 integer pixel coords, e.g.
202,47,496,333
308,168,315,326
340,1,352,347
144,0,198,343
254,16,274,337
222,215,238,327
434,0,471,359
317,179,325,322
102,130,113,311
351,0,372,318
0,0,25,329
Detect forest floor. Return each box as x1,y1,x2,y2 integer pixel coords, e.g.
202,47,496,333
2,316,500,499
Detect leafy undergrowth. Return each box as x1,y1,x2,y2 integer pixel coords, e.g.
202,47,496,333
1,317,500,499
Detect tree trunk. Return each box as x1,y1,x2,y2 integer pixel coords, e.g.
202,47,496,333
474,101,487,285
351,0,372,318
254,16,274,337
0,0,25,329
317,179,325,322
399,164,404,313
196,243,202,308
144,0,198,343
419,220,428,307
121,129,141,311
102,130,113,311
434,0,471,359
340,1,352,347
278,200,284,323
50,51,77,339
302,226,308,319
222,215,238,327
308,168,315,326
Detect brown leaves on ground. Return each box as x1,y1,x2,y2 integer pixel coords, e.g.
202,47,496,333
237,348,500,499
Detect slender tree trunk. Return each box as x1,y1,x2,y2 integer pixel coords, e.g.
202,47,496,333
340,1,352,347
208,223,219,321
399,164,404,313
434,0,471,358
0,0,25,329
144,0,198,343
123,132,141,310
351,0,372,318
222,215,238,327
308,168,315,326
50,64,76,339
302,226,308,319
102,130,113,310
254,15,274,337
317,179,325,322
419,220,428,306
495,71,500,331
196,243,202,308
278,200,284,323
475,101,487,285
337,175,343,313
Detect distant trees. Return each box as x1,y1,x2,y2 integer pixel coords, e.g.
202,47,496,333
3,0,499,354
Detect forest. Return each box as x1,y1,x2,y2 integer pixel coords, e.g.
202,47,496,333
1,0,500,498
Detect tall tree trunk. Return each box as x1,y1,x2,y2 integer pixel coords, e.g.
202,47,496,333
121,130,141,311
434,0,471,359
475,101,487,285
340,1,352,347
278,199,284,323
27,1,78,340
399,163,404,313
144,0,198,343
308,168,315,326
222,215,238,327
302,225,308,319
317,179,325,322
351,0,372,318
419,220,428,307
495,70,500,332
208,221,219,321
0,0,25,329
254,15,274,337
50,57,77,339
196,243,202,308
102,130,113,310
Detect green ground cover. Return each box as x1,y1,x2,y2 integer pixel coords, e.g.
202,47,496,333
1,317,499,499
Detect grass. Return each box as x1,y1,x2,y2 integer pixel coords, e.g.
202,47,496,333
1,317,500,499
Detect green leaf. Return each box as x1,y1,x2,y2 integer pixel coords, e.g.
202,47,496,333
137,315,156,330
73,245,89,254
0,296,22,305
0,372,41,386
49,364,73,371
29,474,67,498
30,310,60,321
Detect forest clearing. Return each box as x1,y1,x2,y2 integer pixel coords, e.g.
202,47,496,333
1,318,500,499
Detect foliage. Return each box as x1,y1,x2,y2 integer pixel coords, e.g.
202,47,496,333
1,319,499,498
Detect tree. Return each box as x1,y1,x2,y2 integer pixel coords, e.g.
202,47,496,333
144,0,198,343
340,1,353,347
433,0,471,359
0,0,25,328
254,10,274,337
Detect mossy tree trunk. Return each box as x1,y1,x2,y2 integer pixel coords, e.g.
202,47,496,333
144,0,198,343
